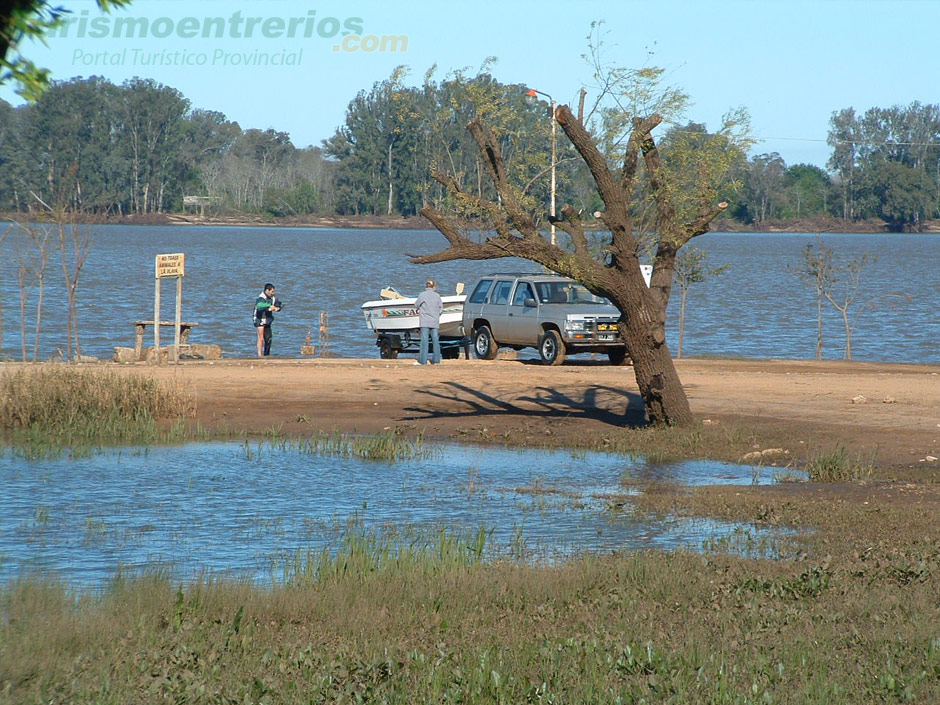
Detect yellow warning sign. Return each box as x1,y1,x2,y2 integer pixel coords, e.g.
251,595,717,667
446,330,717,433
155,253,185,278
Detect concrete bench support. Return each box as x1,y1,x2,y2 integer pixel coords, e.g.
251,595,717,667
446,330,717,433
133,320,198,361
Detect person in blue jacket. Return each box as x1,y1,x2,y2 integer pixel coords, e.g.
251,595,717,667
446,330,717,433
254,283,282,357
414,279,443,365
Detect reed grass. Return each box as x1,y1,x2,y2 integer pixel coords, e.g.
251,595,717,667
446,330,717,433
0,364,193,448
274,526,489,585
4,521,940,704
805,446,874,482
242,428,434,462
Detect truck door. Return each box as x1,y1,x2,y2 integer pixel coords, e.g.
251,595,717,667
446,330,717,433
502,281,540,344
485,279,515,342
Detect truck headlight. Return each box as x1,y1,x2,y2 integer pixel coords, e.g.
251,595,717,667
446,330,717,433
565,319,586,331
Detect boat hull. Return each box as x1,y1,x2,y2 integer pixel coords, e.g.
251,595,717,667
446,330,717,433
361,295,466,337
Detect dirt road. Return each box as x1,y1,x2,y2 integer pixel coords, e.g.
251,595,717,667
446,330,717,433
127,356,940,470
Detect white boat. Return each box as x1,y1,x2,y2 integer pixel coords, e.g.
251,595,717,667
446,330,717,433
360,287,466,337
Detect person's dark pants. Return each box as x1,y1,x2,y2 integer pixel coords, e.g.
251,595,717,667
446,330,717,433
263,325,272,355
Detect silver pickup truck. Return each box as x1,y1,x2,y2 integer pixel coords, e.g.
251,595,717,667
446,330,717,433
461,272,639,365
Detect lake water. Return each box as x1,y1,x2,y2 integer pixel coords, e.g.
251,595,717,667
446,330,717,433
0,224,937,363
0,440,791,588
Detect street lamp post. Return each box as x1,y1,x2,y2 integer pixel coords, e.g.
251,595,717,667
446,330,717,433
526,88,557,246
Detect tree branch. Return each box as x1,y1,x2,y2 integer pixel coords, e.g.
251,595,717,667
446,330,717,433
430,168,515,238
684,201,729,240
555,205,589,257
621,115,662,194
555,104,636,265
466,121,540,239
409,206,518,263
637,117,681,247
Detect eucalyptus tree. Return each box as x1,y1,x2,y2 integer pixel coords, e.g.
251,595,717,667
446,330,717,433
782,164,833,219
172,108,239,213
115,78,190,213
0,99,25,209
262,146,332,216
827,102,940,230
739,152,787,225
214,128,296,212
418,66,561,216
325,66,425,216
827,108,860,221
856,160,935,230
326,66,552,218
18,76,126,212
410,40,751,426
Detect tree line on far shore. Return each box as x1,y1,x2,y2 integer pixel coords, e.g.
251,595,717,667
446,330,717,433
1,71,939,232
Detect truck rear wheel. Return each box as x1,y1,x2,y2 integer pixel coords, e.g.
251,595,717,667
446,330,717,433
473,325,498,360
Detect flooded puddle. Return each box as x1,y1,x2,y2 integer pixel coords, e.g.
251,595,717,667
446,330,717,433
0,441,797,587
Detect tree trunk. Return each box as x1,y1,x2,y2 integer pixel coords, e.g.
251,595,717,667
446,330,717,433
815,286,823,359
387,144,394,215
608,276,692,426
677,288,688,359
842,309,852,360
632,344,692,425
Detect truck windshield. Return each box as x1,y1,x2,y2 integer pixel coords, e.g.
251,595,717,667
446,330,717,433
535,281,608,305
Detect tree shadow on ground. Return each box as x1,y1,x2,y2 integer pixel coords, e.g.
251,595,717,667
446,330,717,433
403,381,648,428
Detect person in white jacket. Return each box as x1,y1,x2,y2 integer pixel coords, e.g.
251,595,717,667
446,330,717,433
414,279,443,365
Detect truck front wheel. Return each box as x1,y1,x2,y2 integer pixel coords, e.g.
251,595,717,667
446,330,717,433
607,346,630,366
539,330,566,366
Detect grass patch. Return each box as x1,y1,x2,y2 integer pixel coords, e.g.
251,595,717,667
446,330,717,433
274,526,490,585
242,428,433,462
0,364,193,449
594,421,759,463
805,446,873,482
5,524,940,704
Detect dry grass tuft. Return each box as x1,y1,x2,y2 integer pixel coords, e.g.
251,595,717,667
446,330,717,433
0,364,194,445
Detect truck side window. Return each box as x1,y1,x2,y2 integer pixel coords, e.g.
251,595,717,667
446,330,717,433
511,283,534,306
537,283,566,303
468,279,492,304
491,280,513,305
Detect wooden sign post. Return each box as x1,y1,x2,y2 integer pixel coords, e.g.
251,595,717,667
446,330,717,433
154,253,186,364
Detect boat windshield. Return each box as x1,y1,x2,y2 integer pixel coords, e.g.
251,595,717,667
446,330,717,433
535,281,609,305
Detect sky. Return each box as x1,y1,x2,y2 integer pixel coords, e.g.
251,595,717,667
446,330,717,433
3,0,939,169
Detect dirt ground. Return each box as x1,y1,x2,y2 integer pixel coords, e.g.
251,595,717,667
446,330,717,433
128,356,940,472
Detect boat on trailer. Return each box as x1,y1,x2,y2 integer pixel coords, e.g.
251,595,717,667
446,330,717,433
360,286,469,359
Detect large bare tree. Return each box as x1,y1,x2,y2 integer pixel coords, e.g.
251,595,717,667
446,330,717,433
410,72,747,425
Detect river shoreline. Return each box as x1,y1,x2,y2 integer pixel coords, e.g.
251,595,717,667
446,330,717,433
5,211,940,233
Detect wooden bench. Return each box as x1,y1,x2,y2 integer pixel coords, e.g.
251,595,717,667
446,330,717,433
134,320,198,361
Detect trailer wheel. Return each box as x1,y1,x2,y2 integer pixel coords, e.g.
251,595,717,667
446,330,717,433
379,338,399,359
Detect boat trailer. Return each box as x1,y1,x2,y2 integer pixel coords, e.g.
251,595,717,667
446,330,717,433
374,331,471,359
